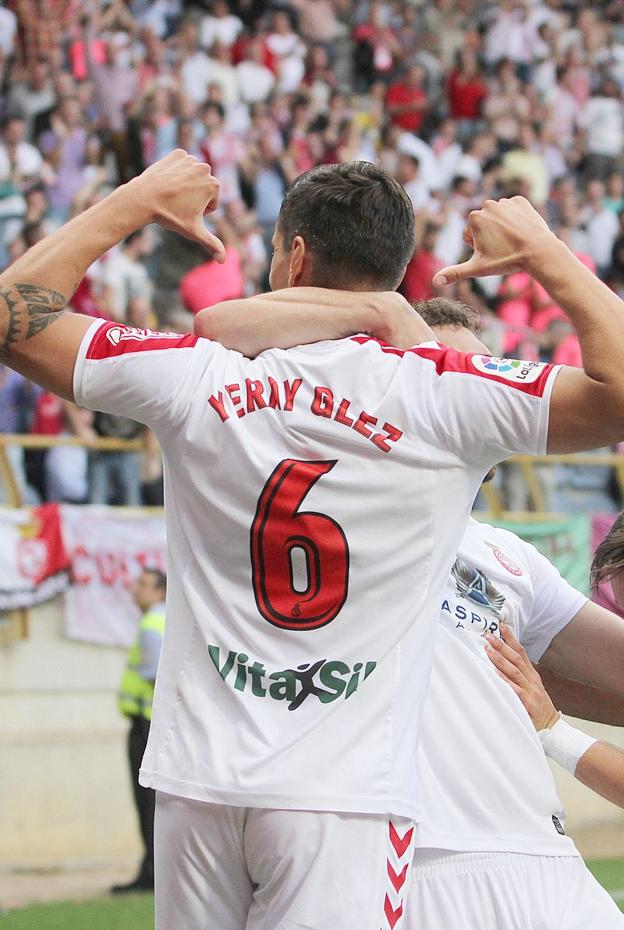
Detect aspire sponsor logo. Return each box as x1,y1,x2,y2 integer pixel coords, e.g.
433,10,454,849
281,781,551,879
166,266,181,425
440,596,501,636
208,644,377,711
451,557,506,616
471,355,546,384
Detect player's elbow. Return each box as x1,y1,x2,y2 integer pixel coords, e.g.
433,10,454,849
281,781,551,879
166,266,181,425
595,389,624,443
193,306,218,340
193,305,234,343
548,373,624,452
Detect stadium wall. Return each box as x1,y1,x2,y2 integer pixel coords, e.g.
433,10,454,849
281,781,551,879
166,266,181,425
0,597,139,869
1,596,623,870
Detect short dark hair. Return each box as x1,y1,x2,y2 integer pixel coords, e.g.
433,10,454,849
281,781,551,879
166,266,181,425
591,510,624,589
412,297,481,334
143,567,167,594
277,161,415,290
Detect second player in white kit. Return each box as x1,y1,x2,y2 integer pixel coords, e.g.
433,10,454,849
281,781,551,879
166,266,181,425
408,519,624,930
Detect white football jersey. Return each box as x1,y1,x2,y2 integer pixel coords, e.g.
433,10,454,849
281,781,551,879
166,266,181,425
74,321,560,818
415,519,585,854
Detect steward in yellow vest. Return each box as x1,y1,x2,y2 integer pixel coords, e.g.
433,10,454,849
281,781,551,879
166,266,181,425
118,606,166,721
112,568,166,895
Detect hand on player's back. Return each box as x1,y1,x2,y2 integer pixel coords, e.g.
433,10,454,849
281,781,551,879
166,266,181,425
485,625,560,732
126,149,226,262
433,197,557,286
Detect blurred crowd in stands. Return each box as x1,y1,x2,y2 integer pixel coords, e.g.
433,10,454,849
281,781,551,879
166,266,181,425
1,0,624,510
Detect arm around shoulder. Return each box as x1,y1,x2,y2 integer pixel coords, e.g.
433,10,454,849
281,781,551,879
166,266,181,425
193,288,435,356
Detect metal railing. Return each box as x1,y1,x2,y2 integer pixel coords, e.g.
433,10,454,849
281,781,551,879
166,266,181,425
1,434,623,516
0,434,144,509
478,453,624,516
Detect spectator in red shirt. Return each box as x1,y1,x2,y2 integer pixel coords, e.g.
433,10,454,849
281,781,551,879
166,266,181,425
447,48,488,135
353,1,400,91
386,64,428,134
401,223,444,302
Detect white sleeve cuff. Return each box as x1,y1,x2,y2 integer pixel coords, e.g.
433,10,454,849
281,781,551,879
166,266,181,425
539,717,598,775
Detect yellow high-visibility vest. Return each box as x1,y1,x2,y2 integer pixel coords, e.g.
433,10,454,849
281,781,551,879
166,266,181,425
118,608,165,721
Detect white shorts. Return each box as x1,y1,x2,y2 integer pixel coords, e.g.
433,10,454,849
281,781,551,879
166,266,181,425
154,791,416,930
406,849,624,930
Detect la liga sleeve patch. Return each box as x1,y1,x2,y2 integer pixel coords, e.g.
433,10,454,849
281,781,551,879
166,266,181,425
349,336,555,397
470,355,549,384
413,345,556,397
464,353,556,396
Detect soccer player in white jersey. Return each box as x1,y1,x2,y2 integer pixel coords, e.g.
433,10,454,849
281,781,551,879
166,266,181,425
411,522,624,930
489,509,624,816
205,292,624,928
3,151,624,929
404,301,624,929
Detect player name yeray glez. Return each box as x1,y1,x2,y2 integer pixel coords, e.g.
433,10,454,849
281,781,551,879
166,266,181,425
207,376,403,454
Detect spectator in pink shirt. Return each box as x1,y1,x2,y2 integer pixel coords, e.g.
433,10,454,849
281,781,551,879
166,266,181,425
180,242,244,315
532,234,596,334
548,320,583,368
496,271,533,356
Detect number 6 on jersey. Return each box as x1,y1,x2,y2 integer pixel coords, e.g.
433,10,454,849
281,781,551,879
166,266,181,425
250,458,350,631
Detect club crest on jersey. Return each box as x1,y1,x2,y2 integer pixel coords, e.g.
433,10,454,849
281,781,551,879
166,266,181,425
105,325,180,346
451,557,506,616
471,355,545,384
208,644,377,711
485,542,523,576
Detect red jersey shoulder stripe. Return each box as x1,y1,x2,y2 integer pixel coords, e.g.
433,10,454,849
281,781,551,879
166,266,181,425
350,336,556,397
350,335,442,359
86,323,199,360
350,335,410,357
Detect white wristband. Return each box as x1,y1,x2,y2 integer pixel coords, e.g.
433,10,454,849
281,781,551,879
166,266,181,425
539,717,598,775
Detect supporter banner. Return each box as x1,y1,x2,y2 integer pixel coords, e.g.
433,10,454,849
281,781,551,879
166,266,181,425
490,513,591,596
0,504,70,610
60,506,166,646
591,513,620,613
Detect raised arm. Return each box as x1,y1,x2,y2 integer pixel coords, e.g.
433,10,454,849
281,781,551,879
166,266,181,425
193,288,435,356
2,148,434,398
0,150,225,399
433,197,624,452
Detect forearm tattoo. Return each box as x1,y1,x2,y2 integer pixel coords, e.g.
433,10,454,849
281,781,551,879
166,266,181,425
0,282,67,359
